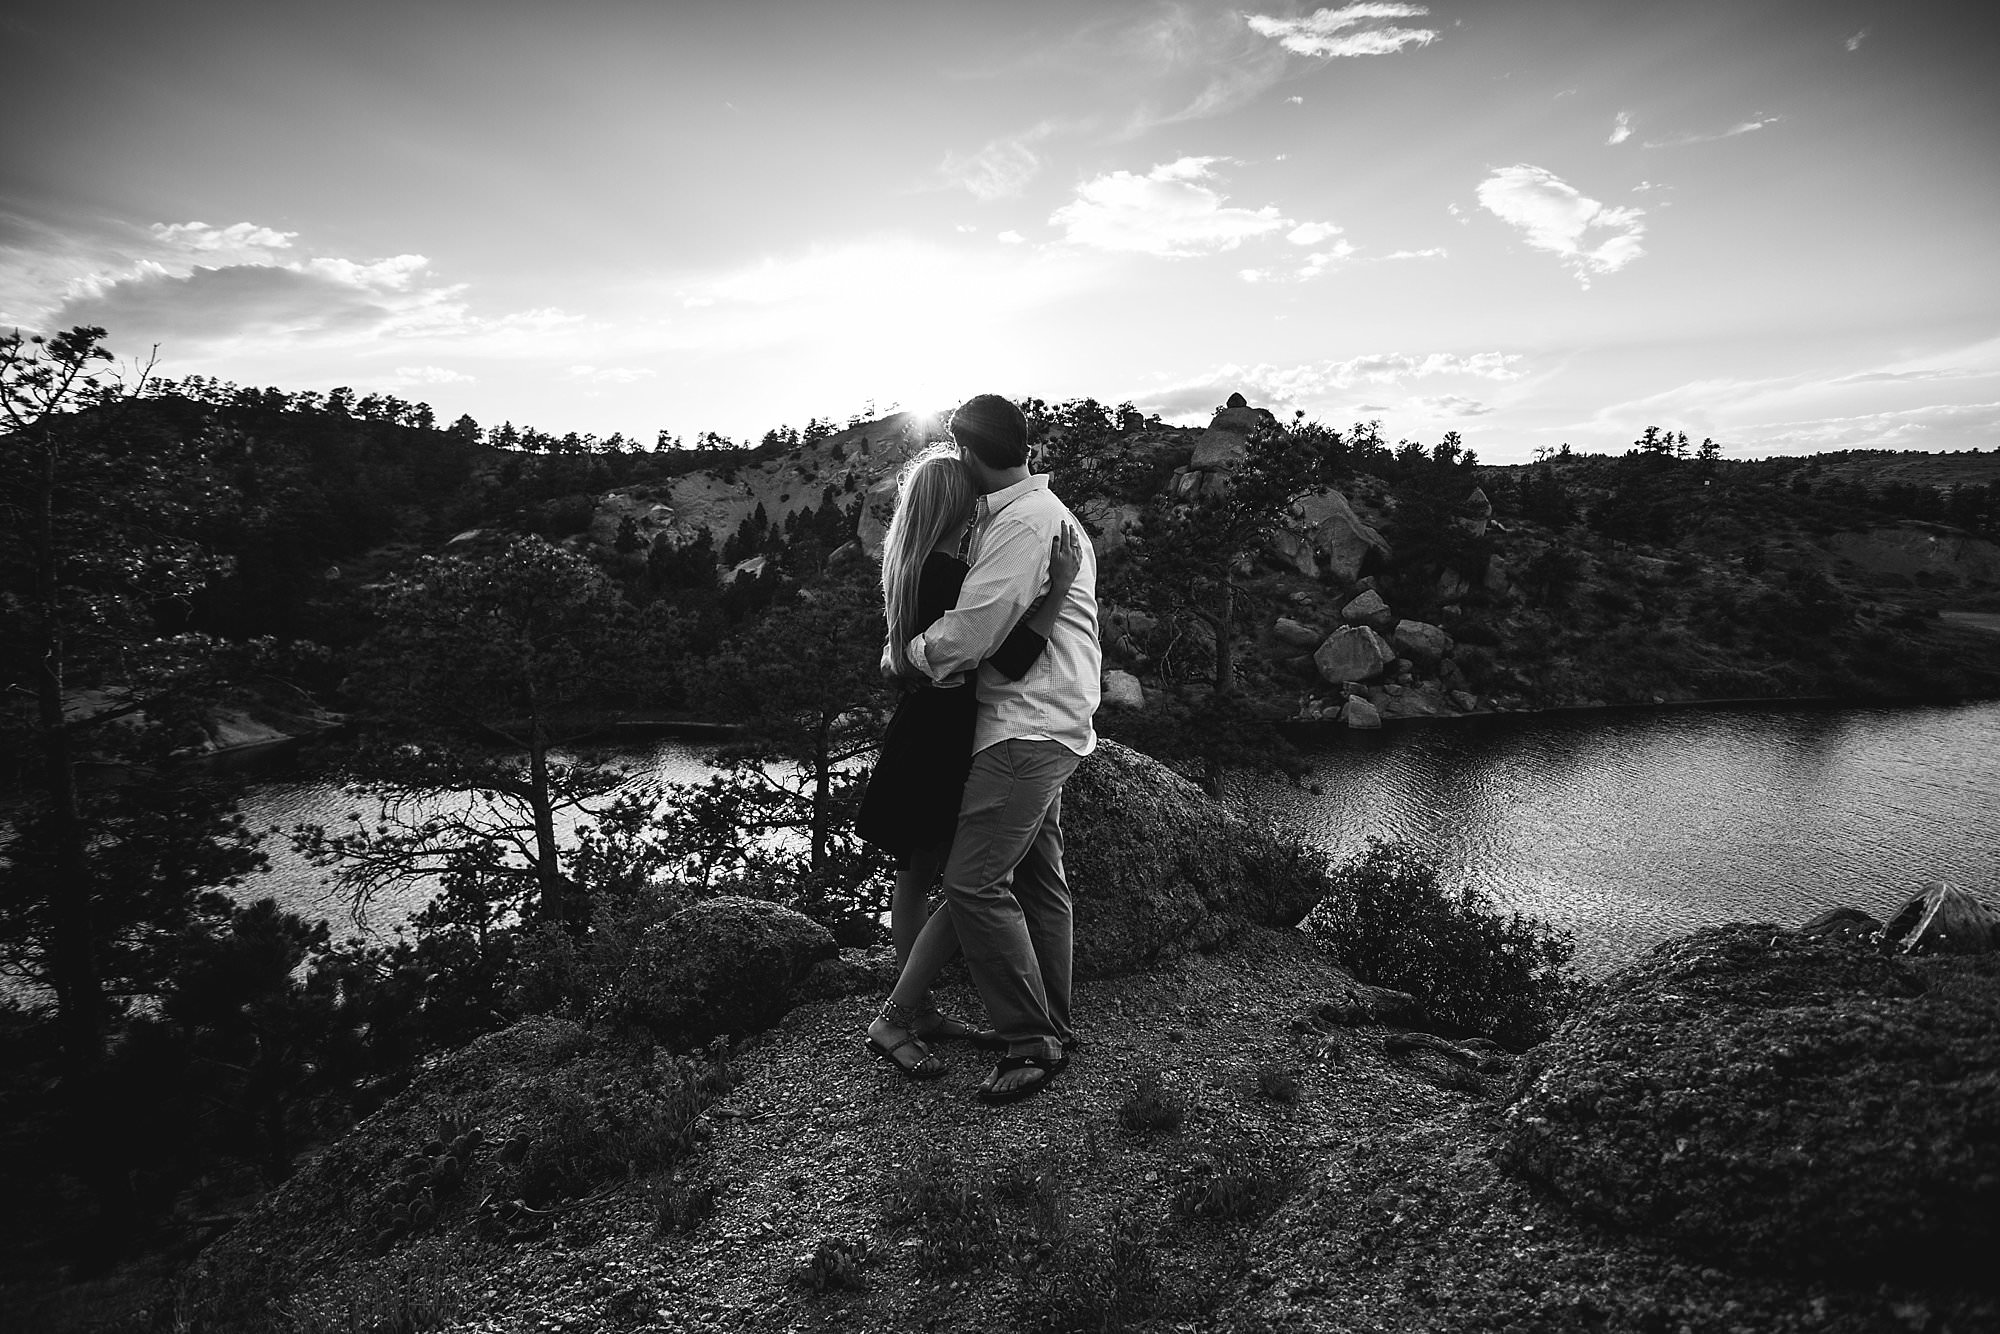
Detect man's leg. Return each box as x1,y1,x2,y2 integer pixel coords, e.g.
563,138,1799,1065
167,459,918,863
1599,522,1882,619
1009,788,1073,1047
941,739,1079,1046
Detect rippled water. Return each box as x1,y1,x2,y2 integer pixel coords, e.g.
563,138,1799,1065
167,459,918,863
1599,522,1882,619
232,702,2000,977
1235,701,2000,975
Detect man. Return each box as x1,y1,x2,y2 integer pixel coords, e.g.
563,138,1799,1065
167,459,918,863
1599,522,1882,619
906,393,1100,1104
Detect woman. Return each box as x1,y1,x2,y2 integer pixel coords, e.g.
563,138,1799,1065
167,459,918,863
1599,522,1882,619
855,443,1081,1078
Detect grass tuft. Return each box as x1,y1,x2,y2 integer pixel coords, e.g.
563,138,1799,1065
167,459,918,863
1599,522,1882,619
1116,1077,1187,1135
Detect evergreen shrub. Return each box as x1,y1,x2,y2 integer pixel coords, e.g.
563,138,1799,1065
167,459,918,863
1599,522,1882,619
1304,839,1585,1047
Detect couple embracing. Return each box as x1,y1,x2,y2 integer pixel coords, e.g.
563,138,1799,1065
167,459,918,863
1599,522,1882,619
854,393,1101,1106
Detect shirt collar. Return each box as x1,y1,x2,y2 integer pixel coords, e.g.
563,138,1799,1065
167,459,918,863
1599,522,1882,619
977,473,1049,524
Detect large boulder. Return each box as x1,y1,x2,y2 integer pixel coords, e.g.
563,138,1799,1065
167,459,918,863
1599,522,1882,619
1291,490,1391,584
1271,617,1324,651
1882,880,2000,954
1061,740,1327,978
1339,696,1382,729
1503,923,2000,1285
1339,590,1392,629
1390,619,1453,669
1189,428,1249,471
609,896,836,1044
1101,669,1146,709
1456,486,1493,538
1265,526,1319,577
1314,625,1395,685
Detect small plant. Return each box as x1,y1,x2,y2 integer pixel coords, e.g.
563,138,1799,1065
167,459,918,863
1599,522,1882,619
1255,1064,1301,1104
1020,1206,1161,1333
795,1237,869,1294
880,1149,1003,1272
1116,1077,1187,1135
1172,1144,1293,1223
651,1172,719,1235
880,1152,1072,1275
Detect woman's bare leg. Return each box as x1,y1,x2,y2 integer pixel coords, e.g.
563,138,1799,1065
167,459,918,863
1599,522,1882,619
869,841,968,1069
890,844,946,970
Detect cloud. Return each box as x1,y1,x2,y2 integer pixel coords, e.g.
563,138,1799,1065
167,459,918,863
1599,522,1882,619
1845,28,1868,52
567,365,656,385
1409,394,1492,416
48,262,444,344
1730,402,2000,456
1286,95,1304,105
1286,221,1342,245
1607,112,1632,145
1136,350,1525,417
1383,247,1448,260
1830,368,1977,386
394,365,476,385
1642,115,1782,148
1245,4,1439,58
151,220,297,253
1475,164,1646,285
997,230,1026,245
1051,157,1303,257
940,125,1055,200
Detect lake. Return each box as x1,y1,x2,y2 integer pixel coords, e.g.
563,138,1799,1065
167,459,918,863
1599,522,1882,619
233,700,2000,978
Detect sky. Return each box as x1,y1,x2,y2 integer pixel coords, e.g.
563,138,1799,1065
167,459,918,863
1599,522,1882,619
4,0,1998,462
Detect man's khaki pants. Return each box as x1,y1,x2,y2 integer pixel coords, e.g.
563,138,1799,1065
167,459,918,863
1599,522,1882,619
940,739,1081,1047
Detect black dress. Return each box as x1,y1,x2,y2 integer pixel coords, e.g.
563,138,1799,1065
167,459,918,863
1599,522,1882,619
854,550,1048,859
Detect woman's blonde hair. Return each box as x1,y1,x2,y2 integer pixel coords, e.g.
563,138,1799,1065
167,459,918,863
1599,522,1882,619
881,444,976,679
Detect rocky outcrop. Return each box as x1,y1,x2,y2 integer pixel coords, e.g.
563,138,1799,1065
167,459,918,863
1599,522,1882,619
588,490,678,554
1265,527,1319,577
1290,490,1390,585
1313,625,1395,685
856,475,900,558
1060,739,1328,978
607,896,837,1045
1826,524,2000,583
1503,922,2000,1285
1882,879,2000,953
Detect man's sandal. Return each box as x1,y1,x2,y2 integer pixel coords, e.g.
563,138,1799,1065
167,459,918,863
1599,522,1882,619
975,1050,1069,1105
969,1028,1080,1054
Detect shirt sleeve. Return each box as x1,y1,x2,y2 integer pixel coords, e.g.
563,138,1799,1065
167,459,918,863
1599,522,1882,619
906,515,1047,682
985,623,1048,682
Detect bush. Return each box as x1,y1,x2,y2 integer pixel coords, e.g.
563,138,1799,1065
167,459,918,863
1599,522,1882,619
1304,840,1584,1047
512,1043,734,1207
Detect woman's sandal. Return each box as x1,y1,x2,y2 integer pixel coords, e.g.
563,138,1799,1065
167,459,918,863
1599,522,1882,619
866,999,946,1081
912,1008,984,1043
975,1049,1069,1105
866,1031,945,1081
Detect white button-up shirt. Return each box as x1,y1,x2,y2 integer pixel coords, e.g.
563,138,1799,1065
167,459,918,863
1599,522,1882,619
908,474,1101,757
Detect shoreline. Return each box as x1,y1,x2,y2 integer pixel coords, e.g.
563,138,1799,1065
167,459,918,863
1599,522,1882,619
1275,688,2000,740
